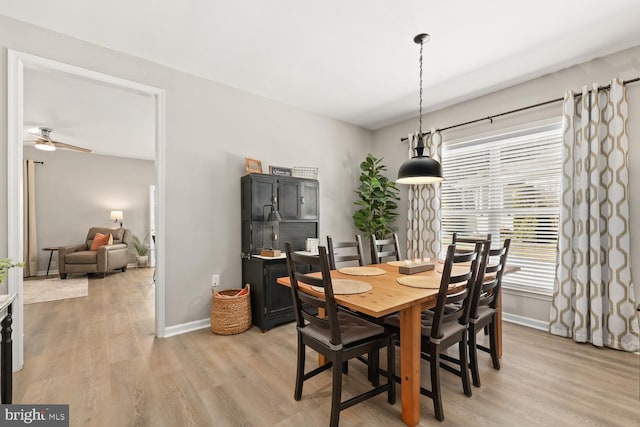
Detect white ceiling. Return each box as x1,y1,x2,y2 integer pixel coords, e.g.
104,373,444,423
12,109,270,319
4,0,640,159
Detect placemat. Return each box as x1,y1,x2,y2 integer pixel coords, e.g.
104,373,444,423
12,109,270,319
311,279,372,295
337,266,386,276
386,260,406,267
396,275,441,289
436,264,471,275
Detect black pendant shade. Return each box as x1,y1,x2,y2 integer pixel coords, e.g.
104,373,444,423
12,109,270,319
397,33,444,185
396,155,444,185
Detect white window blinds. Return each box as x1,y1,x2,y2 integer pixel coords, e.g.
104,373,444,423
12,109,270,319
441,123,562,294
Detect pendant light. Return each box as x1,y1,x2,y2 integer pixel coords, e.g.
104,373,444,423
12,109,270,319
397,33,444,185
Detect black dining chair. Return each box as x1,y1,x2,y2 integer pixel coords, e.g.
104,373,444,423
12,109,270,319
326,235,365,270
284,242,395,427
370,233,402,264
385,242,482,421
452,232,492,253
468,238,511,387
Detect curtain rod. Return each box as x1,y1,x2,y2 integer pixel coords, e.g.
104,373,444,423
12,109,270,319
400,77,640,142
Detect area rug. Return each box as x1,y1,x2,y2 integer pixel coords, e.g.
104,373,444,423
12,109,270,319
23,277,88,304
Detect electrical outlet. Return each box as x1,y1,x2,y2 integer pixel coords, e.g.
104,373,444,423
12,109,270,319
211,274,220,288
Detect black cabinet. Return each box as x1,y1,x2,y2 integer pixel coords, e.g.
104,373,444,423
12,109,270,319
241,173,320,331
243,258,294,331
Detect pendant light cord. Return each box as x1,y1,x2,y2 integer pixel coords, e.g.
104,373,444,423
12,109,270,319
418,39,423,137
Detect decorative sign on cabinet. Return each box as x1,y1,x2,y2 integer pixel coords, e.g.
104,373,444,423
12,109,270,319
240,173,320,331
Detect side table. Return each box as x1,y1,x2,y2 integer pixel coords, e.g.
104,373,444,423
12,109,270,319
42,247,59,276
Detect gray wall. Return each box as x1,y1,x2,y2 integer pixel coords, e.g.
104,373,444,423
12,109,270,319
0,16,371,327
23,147,155,274
372,44,640,328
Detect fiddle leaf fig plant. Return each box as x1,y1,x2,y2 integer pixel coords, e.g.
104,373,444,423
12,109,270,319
353,153,400,240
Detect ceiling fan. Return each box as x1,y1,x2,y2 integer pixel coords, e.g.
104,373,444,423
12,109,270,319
25,127,92,153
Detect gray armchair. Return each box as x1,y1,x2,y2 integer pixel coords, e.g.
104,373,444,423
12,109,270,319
58,227,132,279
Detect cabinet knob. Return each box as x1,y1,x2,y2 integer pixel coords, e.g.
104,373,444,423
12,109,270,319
300,196,305,205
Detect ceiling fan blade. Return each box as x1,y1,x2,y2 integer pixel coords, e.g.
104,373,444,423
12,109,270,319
52,141,92,153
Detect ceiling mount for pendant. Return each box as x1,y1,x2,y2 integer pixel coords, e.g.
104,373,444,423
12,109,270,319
397,32,444,185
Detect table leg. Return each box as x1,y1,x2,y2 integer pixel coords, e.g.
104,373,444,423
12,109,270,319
46,250,54,276
1,305,13,404
497,292,502,358
400,304,421,426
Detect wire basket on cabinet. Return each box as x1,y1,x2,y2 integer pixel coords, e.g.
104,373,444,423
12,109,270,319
292,166,318,179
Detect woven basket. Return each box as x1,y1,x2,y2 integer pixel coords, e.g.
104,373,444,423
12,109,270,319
211,287,251,335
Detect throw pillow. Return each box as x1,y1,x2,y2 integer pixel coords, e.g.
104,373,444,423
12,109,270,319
90,233,111,250
108,234,113,245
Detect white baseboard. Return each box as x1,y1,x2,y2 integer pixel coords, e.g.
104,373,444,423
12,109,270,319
503,312,549,331
163,318,211,338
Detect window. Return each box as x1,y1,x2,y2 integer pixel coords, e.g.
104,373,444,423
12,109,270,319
441,122,562,294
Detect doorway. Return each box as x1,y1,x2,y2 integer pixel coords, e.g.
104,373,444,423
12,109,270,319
7,50,167,371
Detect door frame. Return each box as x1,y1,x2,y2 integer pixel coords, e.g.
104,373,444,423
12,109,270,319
7,49,167,370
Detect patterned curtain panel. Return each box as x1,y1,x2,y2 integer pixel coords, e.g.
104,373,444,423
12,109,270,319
550,78,639,352
406,129,442,260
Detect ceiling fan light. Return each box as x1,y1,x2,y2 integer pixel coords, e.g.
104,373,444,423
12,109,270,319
34,140,56,151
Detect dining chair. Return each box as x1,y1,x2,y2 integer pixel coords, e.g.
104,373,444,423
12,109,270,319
385,242,482,421
326,235,365,270
452,232,492,253
284,242,395,427
468,238,511,387
370,233,402,264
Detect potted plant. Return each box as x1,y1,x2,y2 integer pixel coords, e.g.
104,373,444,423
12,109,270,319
353,153,400,260
0,258,24,285
132,236,149,268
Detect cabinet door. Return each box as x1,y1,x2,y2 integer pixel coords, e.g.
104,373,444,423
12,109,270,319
264,262,294,319
251,175,277,220
278,178,301,219
299,180,319,219
278,177,319,220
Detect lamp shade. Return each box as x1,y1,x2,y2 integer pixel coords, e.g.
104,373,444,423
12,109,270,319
109,210,124,221
267,206,282,222
396,155,444,184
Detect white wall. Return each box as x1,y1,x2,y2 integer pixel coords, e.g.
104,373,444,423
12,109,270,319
23,147,155,274
0,16,371,327
372,44,640,327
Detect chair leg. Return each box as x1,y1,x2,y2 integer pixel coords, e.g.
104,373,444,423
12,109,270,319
430,349,444,422
330,354,343,427
342,361,349,374
368,350,379,386
484,325,489,335
468,327,481,388
387,337,396,405
294,334,305,400
459,336,472,397
488,320,500,370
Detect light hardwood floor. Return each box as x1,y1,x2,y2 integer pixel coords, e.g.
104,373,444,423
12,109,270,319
14,269,640,426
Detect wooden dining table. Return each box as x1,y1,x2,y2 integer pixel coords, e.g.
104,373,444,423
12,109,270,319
277,261,518,426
